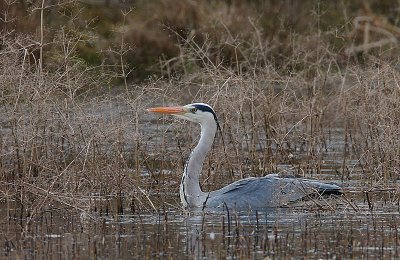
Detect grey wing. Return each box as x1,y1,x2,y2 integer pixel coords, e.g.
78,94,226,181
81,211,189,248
206,175,294,208
205,174,341,209
204,178,267,209
276,177,342,202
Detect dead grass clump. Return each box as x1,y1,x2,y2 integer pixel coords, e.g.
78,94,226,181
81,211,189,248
4,1,400,82
0,32,162,225
1,1,400,220
340,62,400,186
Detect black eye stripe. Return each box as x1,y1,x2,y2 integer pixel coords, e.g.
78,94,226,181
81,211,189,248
193,104,218,122
192,103,223,146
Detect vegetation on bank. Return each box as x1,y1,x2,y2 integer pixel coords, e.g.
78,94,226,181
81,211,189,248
2,0,400,80
0,0,400,219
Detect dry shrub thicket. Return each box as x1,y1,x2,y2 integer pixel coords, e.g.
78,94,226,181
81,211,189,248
1,1,400,221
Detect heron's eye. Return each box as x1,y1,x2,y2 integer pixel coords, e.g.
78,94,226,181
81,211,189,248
190,107,198,113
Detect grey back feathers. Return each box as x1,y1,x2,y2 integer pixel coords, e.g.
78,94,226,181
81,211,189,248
205,174,342,210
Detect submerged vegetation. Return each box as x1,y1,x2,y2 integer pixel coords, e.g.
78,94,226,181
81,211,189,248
1,0,400,258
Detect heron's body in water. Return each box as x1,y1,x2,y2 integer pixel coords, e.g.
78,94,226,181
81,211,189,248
148,103,342,210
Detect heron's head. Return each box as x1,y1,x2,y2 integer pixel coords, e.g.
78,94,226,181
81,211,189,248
148,103,218,125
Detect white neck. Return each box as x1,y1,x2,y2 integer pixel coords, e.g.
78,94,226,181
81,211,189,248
180,119,217,208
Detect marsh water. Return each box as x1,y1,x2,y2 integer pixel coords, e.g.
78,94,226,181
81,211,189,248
2,198,400,259
2,177,400,258
1,119,400,259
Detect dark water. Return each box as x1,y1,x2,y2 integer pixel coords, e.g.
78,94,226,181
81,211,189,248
2,197,400,259
1,124,399,259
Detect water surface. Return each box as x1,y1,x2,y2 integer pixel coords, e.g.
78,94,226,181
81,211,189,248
2,196,399,259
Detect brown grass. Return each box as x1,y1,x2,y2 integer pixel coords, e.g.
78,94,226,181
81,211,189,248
0,1,400,225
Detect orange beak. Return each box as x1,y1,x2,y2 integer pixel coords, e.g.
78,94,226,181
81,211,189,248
147,106,185,115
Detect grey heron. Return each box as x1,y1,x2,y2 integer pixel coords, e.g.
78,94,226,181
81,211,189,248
148,103,342,210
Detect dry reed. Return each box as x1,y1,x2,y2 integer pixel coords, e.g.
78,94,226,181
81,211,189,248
0,1,399,225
